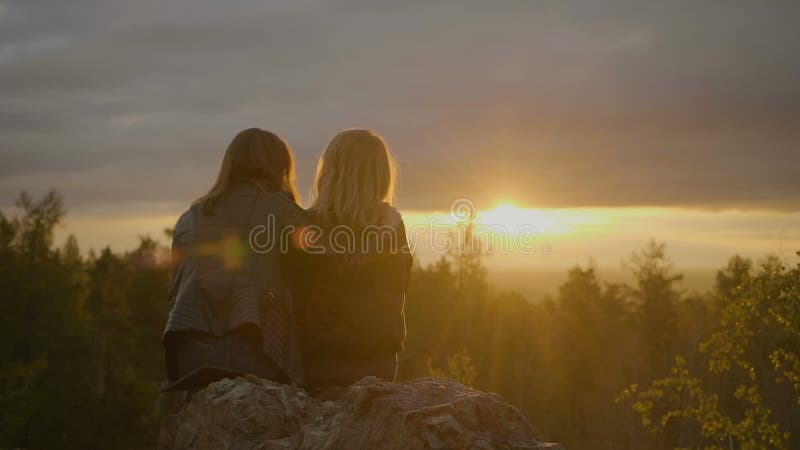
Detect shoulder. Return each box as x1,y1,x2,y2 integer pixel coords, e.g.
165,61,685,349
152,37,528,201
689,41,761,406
260,190,314,226
173,207,196,243
379,203,403,229
176,207,196,231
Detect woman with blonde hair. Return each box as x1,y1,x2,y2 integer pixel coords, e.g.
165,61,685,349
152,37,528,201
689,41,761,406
162,128,310,393
299,129,412,396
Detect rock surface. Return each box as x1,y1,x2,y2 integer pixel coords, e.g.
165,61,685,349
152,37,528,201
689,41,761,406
159,375,563,450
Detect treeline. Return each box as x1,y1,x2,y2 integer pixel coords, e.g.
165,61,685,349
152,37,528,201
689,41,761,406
1,192,169,449
402,225,800,449
1,191,799,449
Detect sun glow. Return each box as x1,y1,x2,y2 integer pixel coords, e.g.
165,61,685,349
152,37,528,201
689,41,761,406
398,202,800,272
477,202,609,236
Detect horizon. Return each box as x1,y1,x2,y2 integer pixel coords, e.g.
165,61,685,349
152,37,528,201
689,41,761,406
29,194,799,299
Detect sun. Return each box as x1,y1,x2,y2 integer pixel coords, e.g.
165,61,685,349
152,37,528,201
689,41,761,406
479,203,532,230
478,202,602,236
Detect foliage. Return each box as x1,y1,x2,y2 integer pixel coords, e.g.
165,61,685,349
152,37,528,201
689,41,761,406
0,191,170,449
427,347,478,387
402,230,798,449
618,254,800,449
618,357,789,449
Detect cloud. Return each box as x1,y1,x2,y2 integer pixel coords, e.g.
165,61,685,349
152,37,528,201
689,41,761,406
0,0,799,212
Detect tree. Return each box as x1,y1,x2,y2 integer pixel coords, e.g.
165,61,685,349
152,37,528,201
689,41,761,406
620,253,800,449
0,191,172,449
0,191,92,448
628,240,684,375
427,347,478,387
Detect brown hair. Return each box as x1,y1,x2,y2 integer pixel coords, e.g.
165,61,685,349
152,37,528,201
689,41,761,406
195,128,299,214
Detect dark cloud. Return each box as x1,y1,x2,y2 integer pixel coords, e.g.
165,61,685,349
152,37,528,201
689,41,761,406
0,0,799,211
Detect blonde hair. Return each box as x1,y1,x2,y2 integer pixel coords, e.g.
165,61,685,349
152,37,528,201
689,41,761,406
195,128,299,215
312,129,397,228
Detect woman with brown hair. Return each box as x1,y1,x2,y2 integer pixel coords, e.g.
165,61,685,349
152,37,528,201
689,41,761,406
162,128,309,392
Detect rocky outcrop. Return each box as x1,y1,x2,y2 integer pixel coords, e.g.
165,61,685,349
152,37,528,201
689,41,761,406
159,375,563,450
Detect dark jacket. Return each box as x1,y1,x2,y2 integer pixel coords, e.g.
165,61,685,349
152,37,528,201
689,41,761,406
298,205,412,389
163,183,310,387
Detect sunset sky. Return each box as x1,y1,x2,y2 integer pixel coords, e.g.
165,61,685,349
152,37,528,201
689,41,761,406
2,0,799,274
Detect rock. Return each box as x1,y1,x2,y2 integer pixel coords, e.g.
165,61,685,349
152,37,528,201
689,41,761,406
159,375,564,450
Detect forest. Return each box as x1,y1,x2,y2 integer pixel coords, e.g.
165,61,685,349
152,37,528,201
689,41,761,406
2,191,799,449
